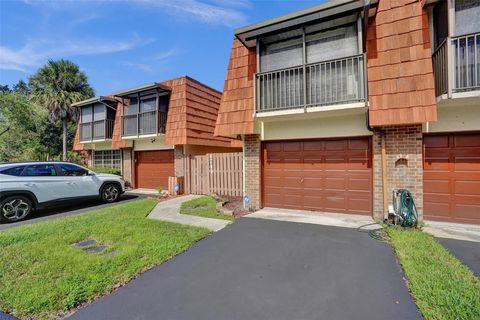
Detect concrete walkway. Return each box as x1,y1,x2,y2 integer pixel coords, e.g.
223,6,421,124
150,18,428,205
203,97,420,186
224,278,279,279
247,207,380,230
148,195,231,232
423,220,480,242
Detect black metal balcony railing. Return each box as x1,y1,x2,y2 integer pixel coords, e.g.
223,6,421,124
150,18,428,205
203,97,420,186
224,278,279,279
255,54,366,112
79,119,114,142
122,111,167,137
433,39,448,97
433,32,480,97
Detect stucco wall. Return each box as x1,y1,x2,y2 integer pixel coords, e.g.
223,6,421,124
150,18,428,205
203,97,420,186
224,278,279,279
133,136,174,151
261,113,372,141
424,104,480,133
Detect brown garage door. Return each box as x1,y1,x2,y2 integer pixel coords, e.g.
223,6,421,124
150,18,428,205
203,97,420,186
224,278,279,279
135,150,174,189
424,133,480,224
262,137,372,215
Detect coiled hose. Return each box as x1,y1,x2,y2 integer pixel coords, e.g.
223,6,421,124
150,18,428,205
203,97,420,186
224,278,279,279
392,189,418,228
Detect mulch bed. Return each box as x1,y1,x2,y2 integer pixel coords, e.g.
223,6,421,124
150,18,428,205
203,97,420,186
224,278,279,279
219,196,248,218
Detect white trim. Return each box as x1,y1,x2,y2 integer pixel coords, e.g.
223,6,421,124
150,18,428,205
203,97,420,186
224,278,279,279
255,108,305,118
122,133,165,140
451,90,480,99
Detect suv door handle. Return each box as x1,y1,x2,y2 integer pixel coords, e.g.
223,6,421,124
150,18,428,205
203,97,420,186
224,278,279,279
24,183,35,187
66,182,73,185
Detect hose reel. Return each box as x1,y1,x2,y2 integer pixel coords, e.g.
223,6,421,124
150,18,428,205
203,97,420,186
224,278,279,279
389,189,418,228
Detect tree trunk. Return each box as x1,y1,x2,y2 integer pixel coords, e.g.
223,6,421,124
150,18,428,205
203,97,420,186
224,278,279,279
62,118,67,161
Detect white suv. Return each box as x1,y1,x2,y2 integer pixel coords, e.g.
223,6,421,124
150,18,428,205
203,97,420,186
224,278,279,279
0,162,125,223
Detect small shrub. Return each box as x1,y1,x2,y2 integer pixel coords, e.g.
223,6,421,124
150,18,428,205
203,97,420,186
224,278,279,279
88,167,121,175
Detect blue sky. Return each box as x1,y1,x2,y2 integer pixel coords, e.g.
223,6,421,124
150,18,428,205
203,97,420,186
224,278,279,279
0,0,324,94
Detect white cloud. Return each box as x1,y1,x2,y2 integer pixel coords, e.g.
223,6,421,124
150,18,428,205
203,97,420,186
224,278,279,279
142,0,248,27
121,48,179,73
23,0,250,28
120,61,153,73
154,48,179,61
0,35,153,73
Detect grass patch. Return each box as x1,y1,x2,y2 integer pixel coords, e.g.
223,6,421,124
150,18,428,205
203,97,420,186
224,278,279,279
0,199,211,319
180,196,234,221
385,227,480,320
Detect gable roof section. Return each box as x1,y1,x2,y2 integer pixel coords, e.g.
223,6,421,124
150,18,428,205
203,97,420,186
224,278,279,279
215,39,257,137
366,0,437,126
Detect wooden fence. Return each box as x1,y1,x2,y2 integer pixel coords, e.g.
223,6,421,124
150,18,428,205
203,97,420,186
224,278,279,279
183,152,243,196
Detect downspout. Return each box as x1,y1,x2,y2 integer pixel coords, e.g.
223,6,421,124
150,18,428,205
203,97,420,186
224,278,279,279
366,113,388,221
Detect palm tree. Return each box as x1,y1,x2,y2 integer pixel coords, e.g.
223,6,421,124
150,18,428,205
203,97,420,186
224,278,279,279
29,59,94,160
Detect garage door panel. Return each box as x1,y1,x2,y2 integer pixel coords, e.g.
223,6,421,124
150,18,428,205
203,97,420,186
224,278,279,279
424,135,449,147
424,202,451,218
348,198,371,214
348,178,371,191
263,137,372,215
424,179,450,193
324,178,346,190
450,204,480,222
135,150,174,189
453,134,480,147
424,132,480,223
303,141,323,151
455,181,480,195
348,138,370,150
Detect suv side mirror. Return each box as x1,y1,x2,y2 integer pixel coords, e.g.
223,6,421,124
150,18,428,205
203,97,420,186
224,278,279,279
87,171,96,176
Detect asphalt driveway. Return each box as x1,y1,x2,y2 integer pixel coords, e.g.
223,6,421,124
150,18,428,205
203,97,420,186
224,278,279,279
437,237,480,277
0,193,146,231
69,218,420,320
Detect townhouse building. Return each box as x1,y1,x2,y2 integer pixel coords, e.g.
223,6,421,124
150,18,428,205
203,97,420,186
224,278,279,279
214,0,480,223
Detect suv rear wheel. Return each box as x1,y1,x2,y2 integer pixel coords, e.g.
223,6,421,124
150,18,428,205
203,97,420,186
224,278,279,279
0,195,33,223
101,184,120,203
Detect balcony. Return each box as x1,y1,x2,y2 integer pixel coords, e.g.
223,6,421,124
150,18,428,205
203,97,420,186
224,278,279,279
122,110,167,137
79,119,114,142
433,32,480,97
255,54,367,113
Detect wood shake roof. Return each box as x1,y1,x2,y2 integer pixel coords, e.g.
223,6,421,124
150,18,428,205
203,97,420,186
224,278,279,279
74,76,240,151
163,76,240,147
215,38,257,137
366,0,437,126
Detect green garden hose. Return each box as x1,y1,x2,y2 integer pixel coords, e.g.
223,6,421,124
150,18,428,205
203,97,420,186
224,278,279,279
392,189,418,228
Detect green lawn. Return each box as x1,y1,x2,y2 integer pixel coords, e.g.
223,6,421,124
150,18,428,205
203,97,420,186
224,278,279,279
385,227,480,320
0,199,211,319
180,196,234,221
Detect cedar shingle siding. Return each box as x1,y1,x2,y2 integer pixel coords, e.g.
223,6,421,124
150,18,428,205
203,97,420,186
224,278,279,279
215,39,257,137
366,0,437,126
163,76,240,147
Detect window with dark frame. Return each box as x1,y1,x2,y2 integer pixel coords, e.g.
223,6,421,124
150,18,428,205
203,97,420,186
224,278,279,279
93,150,121,169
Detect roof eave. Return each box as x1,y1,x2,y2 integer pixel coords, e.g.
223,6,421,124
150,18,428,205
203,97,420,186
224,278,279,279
71,96,117,107
235,0,377,48
111,82,171,97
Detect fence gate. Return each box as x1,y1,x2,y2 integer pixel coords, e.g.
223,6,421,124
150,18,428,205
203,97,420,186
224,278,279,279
184,152,243,197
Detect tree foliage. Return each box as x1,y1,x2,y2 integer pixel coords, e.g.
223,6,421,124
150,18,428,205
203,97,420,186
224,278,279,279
29,59,94,122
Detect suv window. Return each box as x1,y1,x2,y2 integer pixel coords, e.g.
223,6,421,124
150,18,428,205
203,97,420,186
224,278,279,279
23,164,58,177
59,164,88,176
0,166,25,176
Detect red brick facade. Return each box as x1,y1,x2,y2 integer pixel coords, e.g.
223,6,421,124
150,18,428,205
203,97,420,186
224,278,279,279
372,125,423,220
243,134,261,210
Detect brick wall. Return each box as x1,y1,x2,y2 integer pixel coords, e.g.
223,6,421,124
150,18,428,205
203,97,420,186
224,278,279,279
122,148,133,187
243,134,261,210
174,145,185,177
372,125,423,220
